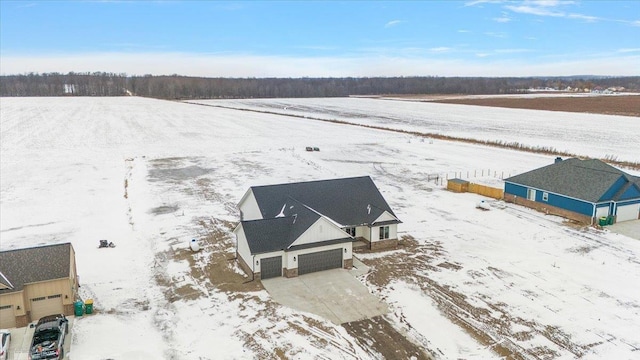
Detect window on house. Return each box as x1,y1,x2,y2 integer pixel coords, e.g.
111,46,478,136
542,192,549,201
527,189,536,201
345,227,356,237
379,226,390,240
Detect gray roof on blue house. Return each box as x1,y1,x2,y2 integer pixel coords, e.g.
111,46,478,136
505,158,640,203
0,243,72,294
250,176,399,227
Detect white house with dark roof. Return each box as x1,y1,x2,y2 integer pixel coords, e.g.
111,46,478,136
504,158,640,225
234,176,401,279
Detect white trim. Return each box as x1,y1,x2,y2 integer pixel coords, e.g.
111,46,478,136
289,217,350,248
373,211,399,224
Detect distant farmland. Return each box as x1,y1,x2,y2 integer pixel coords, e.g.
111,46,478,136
429,94,640,117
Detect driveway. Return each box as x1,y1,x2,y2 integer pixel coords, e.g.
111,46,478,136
7,316,74,360
609,220,640,240
261,258,388,324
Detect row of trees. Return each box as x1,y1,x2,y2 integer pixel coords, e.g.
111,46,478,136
1,72,638,99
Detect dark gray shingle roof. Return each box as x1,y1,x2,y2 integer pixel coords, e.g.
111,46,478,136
250,176,399,226
241,199,322,254
505,158,639,202
0,243,72,294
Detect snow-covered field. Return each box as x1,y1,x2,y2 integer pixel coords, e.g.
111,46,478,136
1,96,639,359
190,97,640,162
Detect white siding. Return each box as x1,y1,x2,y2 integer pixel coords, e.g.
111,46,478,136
238,189,262,220
374,211,398,223
289,217,349,248
234,224,253,271
616,203,640,222
355,226,368,239
285,242,352,271
371,224,398,242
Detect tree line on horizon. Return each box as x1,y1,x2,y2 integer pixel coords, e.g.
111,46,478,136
1,72,638,99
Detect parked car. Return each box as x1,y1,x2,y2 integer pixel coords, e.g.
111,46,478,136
28,314,68,360
0,329,10,360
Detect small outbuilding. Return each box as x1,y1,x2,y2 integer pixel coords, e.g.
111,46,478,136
447,178,470,193
234,176,401,279
0,243,79,328
504,158,640,224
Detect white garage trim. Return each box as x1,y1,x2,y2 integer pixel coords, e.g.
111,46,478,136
30,294,63,320
0,304,16,328
617,203,640,222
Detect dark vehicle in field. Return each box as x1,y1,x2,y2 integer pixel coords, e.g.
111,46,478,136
28,314,68,360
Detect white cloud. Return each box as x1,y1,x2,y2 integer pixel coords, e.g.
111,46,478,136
529,0,574,7
464,0,506,7
484,31,508,38
567,13,599,22
505,5,564,17
429,47,452,53
458,29,471,33
384,20,403,28
493,12,512,22
1,51,638,77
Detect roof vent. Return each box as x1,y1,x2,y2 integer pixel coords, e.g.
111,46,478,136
554,157,563,164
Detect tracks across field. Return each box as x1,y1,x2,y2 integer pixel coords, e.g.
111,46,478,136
183,100,640,171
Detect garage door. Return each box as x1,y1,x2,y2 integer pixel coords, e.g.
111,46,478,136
298,248,343,275
31,294,63,320
617,203,640,222
260,256,282,279
0,304,16,328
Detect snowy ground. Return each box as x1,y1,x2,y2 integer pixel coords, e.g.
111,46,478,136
1,96,639,359
190,97,640,163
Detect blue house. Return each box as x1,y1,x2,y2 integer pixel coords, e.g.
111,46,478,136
504,158,640,224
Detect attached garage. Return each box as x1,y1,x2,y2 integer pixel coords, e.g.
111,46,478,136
30,294,64,320
260,256,283,279
617,203,640,222
299,249,343,275
0,243,79,327
0,305,16,328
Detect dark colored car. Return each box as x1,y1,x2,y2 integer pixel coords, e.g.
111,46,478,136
28,314,68,360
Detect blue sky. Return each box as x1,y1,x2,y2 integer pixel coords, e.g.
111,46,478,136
1,0,639,77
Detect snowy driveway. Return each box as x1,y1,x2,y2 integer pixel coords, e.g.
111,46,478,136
262,268,389,324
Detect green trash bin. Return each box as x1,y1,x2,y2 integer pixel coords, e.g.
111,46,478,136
607,216,614,225
74,300,84,316
85,299,94,314
598,217,607,226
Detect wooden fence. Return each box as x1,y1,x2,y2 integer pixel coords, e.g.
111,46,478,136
468,183,504,199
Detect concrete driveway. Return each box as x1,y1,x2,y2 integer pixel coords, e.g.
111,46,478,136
7,316,74,360
262,259,388,324
609,220,640,240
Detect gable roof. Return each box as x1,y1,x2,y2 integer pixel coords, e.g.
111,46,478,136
0,243,73,294
241,198,322,254
505,158,640,203
249,176,399,227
